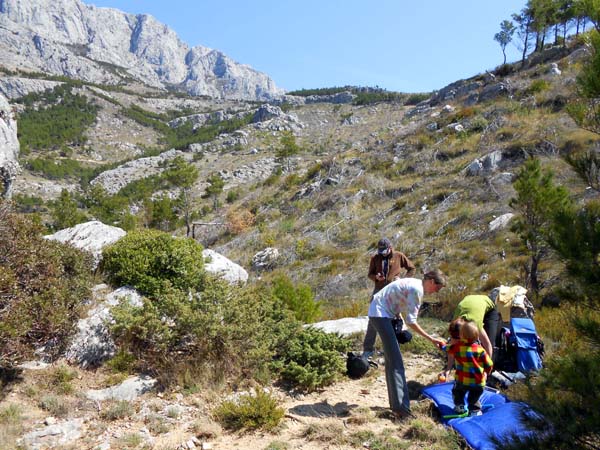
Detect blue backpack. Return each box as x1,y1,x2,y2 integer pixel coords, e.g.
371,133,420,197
510,317,543,373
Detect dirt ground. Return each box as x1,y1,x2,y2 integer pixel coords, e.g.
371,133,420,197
2,352,456,450
202,353,451,450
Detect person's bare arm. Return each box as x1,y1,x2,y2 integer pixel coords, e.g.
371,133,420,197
479,327,493,357
439,352,455,379
407,322,445,348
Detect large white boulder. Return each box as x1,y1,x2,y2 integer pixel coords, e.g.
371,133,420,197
203,249,248,284
44,220,126,267
309,316,369,337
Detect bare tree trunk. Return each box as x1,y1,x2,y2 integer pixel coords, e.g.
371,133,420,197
522,35,529,63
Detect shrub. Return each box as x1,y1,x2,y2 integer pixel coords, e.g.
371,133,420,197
272,327,350,391
101,229,205,298
39,395,70,417
271,274,321,323
101,400,134,421
494,63,515,77
213,389,284,431
111,281,299,386
226,208,256,235
525,79,550,95
404,92,431,105
0,203,93,368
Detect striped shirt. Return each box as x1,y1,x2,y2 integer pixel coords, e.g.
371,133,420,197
448,341,493,386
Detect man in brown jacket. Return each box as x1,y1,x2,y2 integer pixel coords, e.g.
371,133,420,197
363,237,416,359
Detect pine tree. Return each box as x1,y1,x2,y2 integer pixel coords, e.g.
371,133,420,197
510,158,571,295
205,173,224,210
276,131,299,172
163,156,199,236
494,20,516,64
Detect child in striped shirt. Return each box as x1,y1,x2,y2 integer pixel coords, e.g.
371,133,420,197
447,319,493,416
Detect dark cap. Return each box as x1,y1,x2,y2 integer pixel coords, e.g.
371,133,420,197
377,238,391,252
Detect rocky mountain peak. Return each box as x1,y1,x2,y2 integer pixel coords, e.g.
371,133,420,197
0,0,284,100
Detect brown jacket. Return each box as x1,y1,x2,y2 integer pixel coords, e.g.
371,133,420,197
368,249,416,293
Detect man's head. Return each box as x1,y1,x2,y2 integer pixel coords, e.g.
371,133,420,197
377,238,392,256
422,269,447,294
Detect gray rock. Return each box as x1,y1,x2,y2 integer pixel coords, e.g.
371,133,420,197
489,213,514,232
465,159,483,177
549,62,561,76
65,286,142,368
44,220,126,268
430,80,483,105
0,93,19,199
85,375,156,401
0,0,283,101
252,247,279,271
20,418,83,450
478,83,510,103
17,360,50,370
203,249,248,284
481,150,504,171
405,103,432,118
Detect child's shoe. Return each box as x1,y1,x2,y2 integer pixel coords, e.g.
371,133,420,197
454,405,466,415
469,409,483,417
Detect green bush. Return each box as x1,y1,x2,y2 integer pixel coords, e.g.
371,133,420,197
214,389,284,431
0,203,93,368
271,274,321,323
111,281,300,386
101,229,205,297
525,79,550,95
272,327,350,392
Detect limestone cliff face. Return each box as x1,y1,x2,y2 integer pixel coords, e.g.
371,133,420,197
0,93,19,198
0,0,283,100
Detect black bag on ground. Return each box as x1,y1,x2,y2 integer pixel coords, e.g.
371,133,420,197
347,352,370,379
392,318,413,344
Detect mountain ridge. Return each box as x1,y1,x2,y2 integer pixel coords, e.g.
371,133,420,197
0,0,283,100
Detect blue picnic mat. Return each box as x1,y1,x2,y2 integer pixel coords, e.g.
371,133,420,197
422,382,545,450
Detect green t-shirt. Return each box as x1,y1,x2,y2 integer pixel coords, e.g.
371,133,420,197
454,295,495,329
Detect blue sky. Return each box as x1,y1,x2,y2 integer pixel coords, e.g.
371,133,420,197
88,1,527,93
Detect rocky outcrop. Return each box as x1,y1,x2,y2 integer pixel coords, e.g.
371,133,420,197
90,149,187,195
252,247,279,271
0,76,63,99
0,0,283,101
0,93,19,199
86,376,156,402
44,220,126,267
168,109,252,130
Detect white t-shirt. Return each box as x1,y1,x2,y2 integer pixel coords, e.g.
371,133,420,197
368,278,423,324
